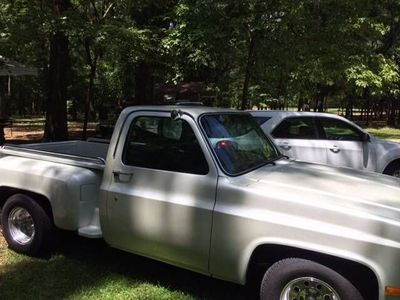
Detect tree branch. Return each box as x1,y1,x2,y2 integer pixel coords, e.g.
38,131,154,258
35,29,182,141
102,3,114,20
89,0,100,22
85,37,94,69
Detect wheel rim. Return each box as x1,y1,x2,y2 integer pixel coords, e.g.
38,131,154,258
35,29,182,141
280,277,340,300
8,207,35,245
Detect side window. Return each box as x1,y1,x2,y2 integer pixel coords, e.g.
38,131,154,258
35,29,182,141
123,116,209,175
272,117,318,139
319,118,362,141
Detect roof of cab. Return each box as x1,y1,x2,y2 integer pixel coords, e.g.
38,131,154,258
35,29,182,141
120,105,246,119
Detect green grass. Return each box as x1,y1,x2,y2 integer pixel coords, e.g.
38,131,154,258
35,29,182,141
366,127,400,143
9,117,97,131
0,233,246,300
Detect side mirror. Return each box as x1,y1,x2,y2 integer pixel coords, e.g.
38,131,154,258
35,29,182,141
361,132,370,142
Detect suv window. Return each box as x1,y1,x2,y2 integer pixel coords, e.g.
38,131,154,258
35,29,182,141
253,116,272,126
123,116,209,175
272,117,318,139
319,118,362,141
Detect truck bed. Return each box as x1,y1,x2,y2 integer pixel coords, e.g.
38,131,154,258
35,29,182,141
0,140,109,170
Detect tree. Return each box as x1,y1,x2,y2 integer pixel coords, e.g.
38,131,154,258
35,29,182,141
3,0,400,136
43,0,71,141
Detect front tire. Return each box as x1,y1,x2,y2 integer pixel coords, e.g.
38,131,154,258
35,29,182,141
260,258,363,300
1,194,53,256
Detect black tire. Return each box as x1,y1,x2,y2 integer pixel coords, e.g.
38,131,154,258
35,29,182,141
260,258,363,300
383,161,400,177
1,194,53,256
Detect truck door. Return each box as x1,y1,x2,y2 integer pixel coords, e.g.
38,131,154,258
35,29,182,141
102,111,217,273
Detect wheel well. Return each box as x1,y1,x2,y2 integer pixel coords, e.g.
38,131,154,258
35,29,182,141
383,158,400,174
246,244,378,300
0,187,54,224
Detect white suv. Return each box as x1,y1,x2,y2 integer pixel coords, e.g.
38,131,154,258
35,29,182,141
250,110,400,177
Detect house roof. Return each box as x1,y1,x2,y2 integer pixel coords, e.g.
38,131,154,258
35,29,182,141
0,55,38,76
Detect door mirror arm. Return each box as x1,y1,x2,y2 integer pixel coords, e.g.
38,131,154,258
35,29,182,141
361,132,370,142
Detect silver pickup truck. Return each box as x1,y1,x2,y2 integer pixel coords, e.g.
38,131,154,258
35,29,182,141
1,106,400,300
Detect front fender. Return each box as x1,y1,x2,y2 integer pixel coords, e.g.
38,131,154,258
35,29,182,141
373,142,400,173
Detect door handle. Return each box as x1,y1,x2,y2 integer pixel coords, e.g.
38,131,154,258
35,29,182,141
329,145,340,153
279,142,291,150
113,171,133,182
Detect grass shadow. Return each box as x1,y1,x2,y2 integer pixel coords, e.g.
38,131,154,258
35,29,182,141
0,231,249,300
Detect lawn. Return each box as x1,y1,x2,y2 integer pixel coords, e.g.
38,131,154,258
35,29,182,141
0,232,246,300
366,127,400,143
3,117,97,142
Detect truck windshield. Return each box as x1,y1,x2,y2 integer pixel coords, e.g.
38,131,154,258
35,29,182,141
200,113,280,175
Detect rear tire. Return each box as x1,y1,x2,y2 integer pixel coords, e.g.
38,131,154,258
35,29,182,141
260,258,363,300
1,194,53,256
383,161,400,177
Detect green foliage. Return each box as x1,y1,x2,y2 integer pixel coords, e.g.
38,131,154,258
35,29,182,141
346,55,399,95
2,0,400,128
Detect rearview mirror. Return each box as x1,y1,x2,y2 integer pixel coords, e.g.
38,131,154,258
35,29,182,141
215,140,239,151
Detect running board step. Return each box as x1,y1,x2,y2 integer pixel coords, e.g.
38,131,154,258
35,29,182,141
78,225,102,238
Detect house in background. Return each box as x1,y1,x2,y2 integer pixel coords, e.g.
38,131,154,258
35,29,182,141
0,55,38,143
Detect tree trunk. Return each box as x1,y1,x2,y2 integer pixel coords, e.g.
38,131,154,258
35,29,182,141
82,38,98,140
314,86,325,112
82,65,96,140
397,98,400,125
297,98,304,111
345,92,354,119
240,34,257,110
388,96,396,126
0,78,5,118
44,0,71,141
317,98,324,112
135,61,154,105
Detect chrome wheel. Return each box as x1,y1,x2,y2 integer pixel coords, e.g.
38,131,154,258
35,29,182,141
280,277,340,300
8,207,35,245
